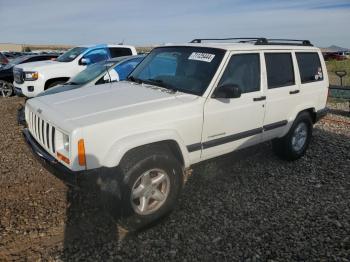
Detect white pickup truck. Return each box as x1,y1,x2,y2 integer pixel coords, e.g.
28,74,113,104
23,38,328,230
14,44,137,97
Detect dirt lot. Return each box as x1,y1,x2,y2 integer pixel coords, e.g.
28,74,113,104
0,97,349,261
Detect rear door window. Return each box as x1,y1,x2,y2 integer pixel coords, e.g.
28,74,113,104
83,48,109,64
108,48,132,58
113,57,143,81
296,52,323,83
265,53,295,89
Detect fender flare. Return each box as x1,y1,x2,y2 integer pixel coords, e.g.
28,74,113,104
280,103,316,137
101,129,191,168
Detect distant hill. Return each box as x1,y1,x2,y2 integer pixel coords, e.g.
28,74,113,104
321,45,350,52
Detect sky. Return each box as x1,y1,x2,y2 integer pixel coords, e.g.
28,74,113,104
1,0,350,47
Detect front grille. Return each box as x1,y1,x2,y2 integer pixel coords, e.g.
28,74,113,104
14,68,24,84
28,109,56,154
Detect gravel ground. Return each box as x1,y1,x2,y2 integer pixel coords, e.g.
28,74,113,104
0,97,349,261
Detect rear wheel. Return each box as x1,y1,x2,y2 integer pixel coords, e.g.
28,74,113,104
272,112,313,161
0,80,13,97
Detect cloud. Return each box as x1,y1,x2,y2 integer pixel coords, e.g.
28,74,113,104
0,0,349,47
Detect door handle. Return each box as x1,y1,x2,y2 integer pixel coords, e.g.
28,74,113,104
289,90,300,94
253,96,266,101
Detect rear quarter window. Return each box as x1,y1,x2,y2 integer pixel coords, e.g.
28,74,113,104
109,48,132,58
265,53,295,89
296,52,323,83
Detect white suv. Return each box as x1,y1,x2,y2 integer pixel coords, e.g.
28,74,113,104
14,44,137,97
23,38,328,230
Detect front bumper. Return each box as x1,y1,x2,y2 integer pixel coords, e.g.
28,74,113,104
14,79,44,97
23,128,80,185
14,86,25,97
23,128,118,187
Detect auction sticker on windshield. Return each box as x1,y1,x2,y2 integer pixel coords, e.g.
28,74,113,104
188,52,215,62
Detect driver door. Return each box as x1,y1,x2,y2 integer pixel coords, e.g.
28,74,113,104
201,52,266,160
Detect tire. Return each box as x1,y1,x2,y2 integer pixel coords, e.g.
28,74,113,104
272,112,313,161
0,80,14,97
46,81,66,89
110,145,183,231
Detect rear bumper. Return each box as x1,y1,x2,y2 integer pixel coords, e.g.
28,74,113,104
315,108,328,122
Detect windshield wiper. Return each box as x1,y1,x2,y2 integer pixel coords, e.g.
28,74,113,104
127,75,142,84
145,78,177,93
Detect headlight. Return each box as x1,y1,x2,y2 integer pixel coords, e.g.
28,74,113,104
55,131,70,165
63,134,69,152
24,71,39,81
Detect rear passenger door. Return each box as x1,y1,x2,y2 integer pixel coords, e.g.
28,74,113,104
201,52,266,160
262,52,299,141
295,51,327,110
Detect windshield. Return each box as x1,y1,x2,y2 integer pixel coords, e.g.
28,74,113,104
56,47,87,62
69,61,113,85
128,46,225,95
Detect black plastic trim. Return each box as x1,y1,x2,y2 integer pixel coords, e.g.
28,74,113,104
202,128,263,149
263,120,288,131
186,143,202,153
315,108,328,122
289,90,300,94
186,120,288,152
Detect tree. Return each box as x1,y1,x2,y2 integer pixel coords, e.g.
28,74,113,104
23,46,31,52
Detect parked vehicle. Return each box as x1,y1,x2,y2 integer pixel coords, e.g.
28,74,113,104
336,51,350,59
14,44,137,97
323,52,347,61
2,51,24,60
37,55,145,97
23,38,328,230
17,55,145,124
0,54,58,97
0,52,9,66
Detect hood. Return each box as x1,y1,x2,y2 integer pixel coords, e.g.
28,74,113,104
31,81,198,127
14,60,68,71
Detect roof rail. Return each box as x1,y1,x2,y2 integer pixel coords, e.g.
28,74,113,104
190,38,313,46
258,39,313,46
190,38,267,44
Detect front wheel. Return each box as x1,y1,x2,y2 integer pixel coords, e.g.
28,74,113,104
0,80,14,97
272,112,313,161
114,146,183,231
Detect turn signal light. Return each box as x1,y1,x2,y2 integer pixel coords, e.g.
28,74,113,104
78,139,86,166
57,152,70,165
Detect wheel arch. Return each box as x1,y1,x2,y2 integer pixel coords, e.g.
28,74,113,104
44,77,70,90
279,105,316,138
101,130,190,168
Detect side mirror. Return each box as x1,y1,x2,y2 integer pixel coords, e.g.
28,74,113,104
214,84,242,99
79,58,91,66
103,73,110,82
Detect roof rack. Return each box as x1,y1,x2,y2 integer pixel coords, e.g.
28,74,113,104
190,38,313,46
